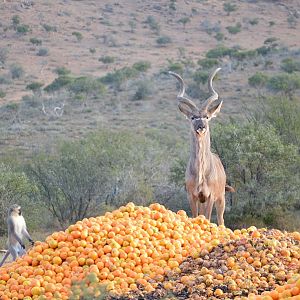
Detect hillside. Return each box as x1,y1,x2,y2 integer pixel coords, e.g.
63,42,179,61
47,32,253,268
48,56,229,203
0,0,299,156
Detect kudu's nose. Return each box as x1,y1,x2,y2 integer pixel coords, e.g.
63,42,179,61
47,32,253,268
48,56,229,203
194,119,206,134
196,127,206,134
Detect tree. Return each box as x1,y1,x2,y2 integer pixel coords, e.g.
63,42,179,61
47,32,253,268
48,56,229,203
223,3,237,16
248,72,269,94
267,73,300,100
211,121,299,228
68,76,106,105
281,58,300,73
193,71,209,85
0,48,8,65
178,17,190,29
28,137,113,227
28,130,170,228
253,96,300,148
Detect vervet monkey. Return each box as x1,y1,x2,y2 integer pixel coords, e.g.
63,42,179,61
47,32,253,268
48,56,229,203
0,204,34,267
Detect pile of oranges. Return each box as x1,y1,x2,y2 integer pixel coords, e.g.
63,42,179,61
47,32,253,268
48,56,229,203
0,202,299,300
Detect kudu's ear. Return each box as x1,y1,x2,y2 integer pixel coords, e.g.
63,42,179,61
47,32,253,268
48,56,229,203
207,100,223,119
178,102,194,119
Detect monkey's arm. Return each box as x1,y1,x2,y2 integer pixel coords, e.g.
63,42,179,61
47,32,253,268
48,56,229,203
22,227,34,246
8,218,25,248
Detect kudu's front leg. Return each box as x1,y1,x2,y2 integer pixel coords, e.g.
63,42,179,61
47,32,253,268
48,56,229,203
199,201,206,217
204,197,214,223
188,193,199,218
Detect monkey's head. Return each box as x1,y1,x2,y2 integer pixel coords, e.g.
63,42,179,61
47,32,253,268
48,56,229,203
9,204,22,216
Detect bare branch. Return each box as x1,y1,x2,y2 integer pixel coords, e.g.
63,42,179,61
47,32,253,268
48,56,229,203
42,102,65,117
54,103,65,117
41,103,48,115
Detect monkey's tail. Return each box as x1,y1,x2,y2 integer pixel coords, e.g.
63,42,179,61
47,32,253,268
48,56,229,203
225,184,235,193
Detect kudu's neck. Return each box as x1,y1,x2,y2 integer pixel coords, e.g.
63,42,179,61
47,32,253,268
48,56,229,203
189,126,212,175
190,127,211,156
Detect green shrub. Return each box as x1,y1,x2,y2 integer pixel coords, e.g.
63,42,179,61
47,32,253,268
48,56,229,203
226,23,241,34
89,48,96,54
201,20,221,35
37,48,49,56
231,49,257,61
256,46,272,56
0,89,6,98
30,37,42,45
132,61,151,72
256,96,300,147
167,61,184,73
178,17,190,28
21,95,40,108
267,73,300,99
206,46,237,58
264,37,277,45
249,18,259,25
16,24,30,34
214,32,224,41
193,70,209,85
128,20,136,33
55,66,71,76
98,56,115,64
248,72,268,89
11,15,20,27
42,24,57,32
223,3,237,15
26,82,43,92
169,0,176,11
211,121,299,229
72,31,83,41
169,158,186,187
132,80,153,100
44,76,74,92
10,64,24,79
281,58,300,73
287,15,297,28
156,35,172,46
264,60,274,68
100,66,138,89
68,77,106,96
4,102,19,111
145,16,160,34
0,48,8,65
198,58,219,69
0,75,11,84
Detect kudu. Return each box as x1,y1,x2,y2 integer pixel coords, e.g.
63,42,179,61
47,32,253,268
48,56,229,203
169,68,234,225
